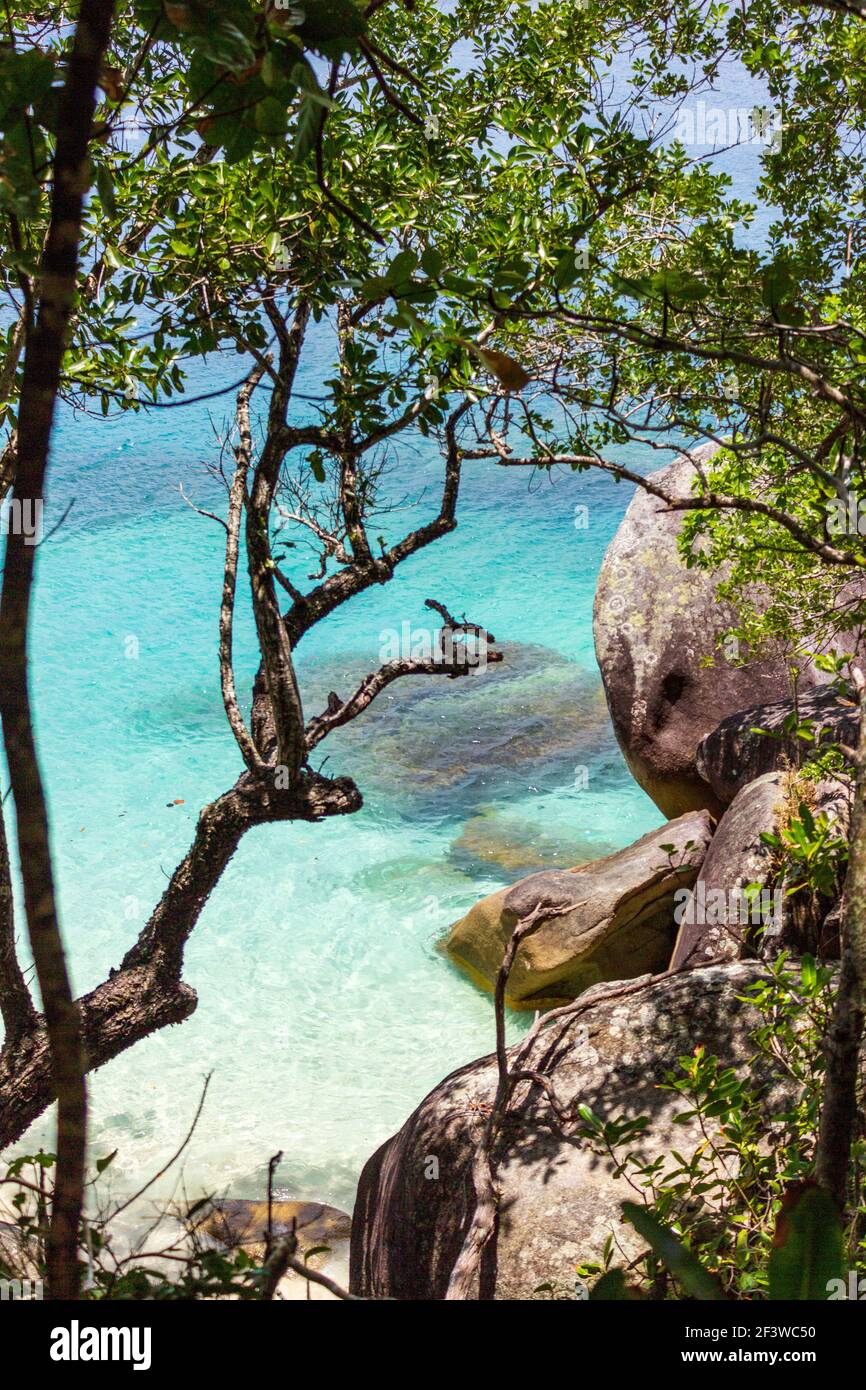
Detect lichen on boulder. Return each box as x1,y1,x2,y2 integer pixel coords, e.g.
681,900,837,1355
593,447,818,818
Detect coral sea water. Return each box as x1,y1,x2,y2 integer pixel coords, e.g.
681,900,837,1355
5,61,773,1217
18,358,660,1211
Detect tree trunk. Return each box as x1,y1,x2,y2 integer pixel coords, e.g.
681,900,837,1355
0,0,117,1299
815,669,866,1208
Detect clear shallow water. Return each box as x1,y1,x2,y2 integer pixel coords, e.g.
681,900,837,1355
8,346,662,1213
6,56,778,1217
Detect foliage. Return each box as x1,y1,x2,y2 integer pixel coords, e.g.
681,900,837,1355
573,956,863,1300
0,1147,325,1300
761,798,849,901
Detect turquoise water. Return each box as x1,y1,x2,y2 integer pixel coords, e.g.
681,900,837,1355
8,59,778,1215
12,339,662,1212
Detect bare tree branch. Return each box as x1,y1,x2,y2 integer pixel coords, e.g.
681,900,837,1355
219,364,269,778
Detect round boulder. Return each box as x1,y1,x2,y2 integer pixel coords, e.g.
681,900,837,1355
350,961,785,1300
445,811,712,1007
593,448,819,818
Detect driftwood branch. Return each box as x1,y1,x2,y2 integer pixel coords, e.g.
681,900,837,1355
305,605,502,752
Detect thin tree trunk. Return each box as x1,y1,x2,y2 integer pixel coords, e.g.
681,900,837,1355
446,902,571,1299
815,667,866,1208
246,300,311,780
0,794,37,1042
219,366,268,777
0,0,116,1299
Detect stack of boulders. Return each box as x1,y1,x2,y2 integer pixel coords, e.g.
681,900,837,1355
349,449,857,1299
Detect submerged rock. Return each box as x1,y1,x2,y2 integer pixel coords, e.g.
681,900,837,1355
204,1198,352,1301
205,1198,351,1257
697,685,859,806
445,810,712,1007
447,808,613,880
593,448,815,818
350,961,783,1300
299,640,615,818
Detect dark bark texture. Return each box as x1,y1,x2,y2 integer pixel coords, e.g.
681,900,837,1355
0,0,117,1299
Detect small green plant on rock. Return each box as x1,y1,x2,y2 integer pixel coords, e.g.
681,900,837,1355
571,956,862,1300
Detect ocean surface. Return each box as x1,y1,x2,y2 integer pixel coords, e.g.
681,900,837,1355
6,57,774,1218
19,371,661,1213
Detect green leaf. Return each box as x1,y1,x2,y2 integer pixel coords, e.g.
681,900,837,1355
421,247,443,279
622,1203,725,1300
386,249,419,288
261,51,281,87
95,164,117,219
255,96,288,138
768,1185,844,1300
293,94,322,162
295,0,367,57
554,249,579,289
762,260,797,310
289,59,334,107
650,269,709,305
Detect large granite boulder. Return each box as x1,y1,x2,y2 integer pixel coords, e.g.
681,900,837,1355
445,810,712,1008
697,685,859,806
671,772,784,969
673,769,851,968
350,961,783,1300
593,448,820,818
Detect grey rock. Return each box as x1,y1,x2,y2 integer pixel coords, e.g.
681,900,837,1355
350,961,786,1300
445,811,713,1007
697,686,859,806
671,772,784,969
593,447,821,817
